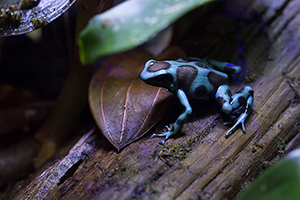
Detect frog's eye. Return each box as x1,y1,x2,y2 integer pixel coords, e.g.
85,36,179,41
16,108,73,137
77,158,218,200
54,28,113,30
155,75,166,81
149,61,154,66
154,74,173,83
143,74,173,87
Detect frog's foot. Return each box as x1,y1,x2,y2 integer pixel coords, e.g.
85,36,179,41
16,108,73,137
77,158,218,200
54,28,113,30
225,113,247,137
151,126,174,144
151,131,173,145
151,131,174,139
218,85,253,137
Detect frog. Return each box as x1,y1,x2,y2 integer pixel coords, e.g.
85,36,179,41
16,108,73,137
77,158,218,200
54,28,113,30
140,58,254,144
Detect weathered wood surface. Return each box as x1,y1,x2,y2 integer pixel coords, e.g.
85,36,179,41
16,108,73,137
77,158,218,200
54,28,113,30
12,0,300,199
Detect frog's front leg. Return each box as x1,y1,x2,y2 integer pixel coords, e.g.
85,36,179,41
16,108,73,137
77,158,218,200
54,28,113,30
215,85,254,137
151,89,192,143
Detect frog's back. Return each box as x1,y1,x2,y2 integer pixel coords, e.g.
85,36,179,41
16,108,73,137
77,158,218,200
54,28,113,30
174,61,228,100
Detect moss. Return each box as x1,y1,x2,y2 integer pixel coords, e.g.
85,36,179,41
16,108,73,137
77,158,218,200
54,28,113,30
0,5,22,28
278,138,286,153
244,73,258,83
154,143,192,167
31,17,45,28
20,0,40,9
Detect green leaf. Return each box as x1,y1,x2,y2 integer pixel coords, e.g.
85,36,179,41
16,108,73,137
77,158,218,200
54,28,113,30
78,0,215,64
0,0,75,36
236,149,300,200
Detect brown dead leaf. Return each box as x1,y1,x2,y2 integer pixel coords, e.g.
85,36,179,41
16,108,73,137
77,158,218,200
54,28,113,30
89,47,186,150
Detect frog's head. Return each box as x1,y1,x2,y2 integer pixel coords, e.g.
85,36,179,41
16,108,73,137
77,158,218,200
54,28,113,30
140,60,173,89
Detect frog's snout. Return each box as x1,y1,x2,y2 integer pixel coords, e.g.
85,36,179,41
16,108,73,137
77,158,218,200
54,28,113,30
140,59,155,81
140,68,147,81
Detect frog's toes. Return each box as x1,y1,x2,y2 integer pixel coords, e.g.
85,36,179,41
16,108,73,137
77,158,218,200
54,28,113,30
151,125,173,139
159,140,166,145
225,113,247,137
165,125,172,131
151,131,173,140
223,121,231,126
150,135,167,144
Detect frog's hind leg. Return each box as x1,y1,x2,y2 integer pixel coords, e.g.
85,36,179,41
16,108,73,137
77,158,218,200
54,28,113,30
207,60,241,74
215,85,254,137
187,57,241,74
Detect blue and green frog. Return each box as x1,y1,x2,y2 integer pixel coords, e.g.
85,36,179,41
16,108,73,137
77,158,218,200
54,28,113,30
140,58,253,143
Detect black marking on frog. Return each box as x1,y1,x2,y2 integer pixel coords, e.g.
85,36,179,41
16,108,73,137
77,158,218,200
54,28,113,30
217,96,226,106
195,85,208,97
249,90,254,97
147,61,170,72
177,65,198,92
177,119,184,126
245,103,252,114
196,62,209,69
226,89,232,97
144,73,174,88
224,66,236,73
238,96,246,105
207,72,228,89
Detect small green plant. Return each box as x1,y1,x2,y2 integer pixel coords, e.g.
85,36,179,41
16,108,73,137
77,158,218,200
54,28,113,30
236,149,300,200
